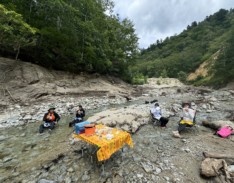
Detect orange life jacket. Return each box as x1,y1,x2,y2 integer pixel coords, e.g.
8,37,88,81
47,113,55,122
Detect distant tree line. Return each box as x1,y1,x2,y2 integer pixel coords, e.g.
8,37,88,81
133,9,234,87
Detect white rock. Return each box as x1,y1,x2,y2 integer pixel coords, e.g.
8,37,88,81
228,165,234,173
0,135,7,141
155,167,162,174
67,167,74,173
137,174,144,178
23,115,32,120
202,104,207,109
141,162,154,173
38,179,55,183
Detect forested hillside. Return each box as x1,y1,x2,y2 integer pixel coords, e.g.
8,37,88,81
1,1,233,87
0,0,138,81
133,9,234,87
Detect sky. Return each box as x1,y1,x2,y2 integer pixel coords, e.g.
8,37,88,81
112,0,234,48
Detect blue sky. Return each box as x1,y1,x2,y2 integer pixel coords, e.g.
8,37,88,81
112,0,234,48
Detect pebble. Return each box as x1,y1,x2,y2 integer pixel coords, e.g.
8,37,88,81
67,167,74,173
20,133,26,137
137,174,144,178
0,135,7,141
141,162,154,173
182,139,187,143
164,176,170,181
23,115,32,120
154,167,162,174
3,156,13,163
38,179,55,183
64,177,72,183
81,171,90,181
173,178,181,182
181,148,191,153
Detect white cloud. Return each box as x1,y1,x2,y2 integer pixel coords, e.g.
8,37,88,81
113,0,234,48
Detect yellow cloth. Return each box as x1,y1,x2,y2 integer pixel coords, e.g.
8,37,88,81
73,124,134,161
180,120,194,125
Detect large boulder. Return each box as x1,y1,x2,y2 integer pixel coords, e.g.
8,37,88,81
87,105,149,133
202,120,234,130
200,158,224,177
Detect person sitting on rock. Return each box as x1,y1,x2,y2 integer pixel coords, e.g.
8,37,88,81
39,106,60,133
173,102,196,138
150,102,169,128
69,105,85,127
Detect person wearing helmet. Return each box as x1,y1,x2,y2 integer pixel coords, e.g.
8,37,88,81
39,106,60,133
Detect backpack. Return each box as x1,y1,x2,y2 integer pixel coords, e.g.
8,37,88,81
217,126,233,138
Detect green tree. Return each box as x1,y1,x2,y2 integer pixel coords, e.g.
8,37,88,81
160,69,168,78
0,4,36,60
211,28,234,86
177,71,187,82
0,0,139,81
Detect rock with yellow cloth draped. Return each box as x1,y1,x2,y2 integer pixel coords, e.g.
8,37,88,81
73,124,134,161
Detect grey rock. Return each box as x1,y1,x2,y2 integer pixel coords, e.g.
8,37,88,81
23,115,32,120
20,133,26,137
181,139,187,143
65,177,72,183
3,156,13,163
121,124,130,132
154,167,162,174
164,176,170,181
81,171,90,181
228,165,234,172
181,148,191,153
202,104,207,109
67,167,74,173
38,179,55,183
173,178,181,182
133,155,141,162
141,162,154,173
0,135,8,141
137,174,144,178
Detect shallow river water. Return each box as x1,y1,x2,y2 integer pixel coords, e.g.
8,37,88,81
0,88,233,182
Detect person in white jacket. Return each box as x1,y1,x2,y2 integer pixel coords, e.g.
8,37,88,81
173,102,196,138
150,103,169,127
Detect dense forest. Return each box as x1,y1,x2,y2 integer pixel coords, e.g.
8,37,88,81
0,1,233,87
0,0,138,82
133,9,234,87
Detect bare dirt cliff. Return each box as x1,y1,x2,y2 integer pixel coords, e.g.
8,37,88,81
0,57,134,106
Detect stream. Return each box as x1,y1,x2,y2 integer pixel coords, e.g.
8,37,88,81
0,98,147,181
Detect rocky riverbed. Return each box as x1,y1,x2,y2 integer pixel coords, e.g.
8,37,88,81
0,77,234,183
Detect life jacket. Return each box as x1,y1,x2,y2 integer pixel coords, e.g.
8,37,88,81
47,112,56,122
217,126,233,138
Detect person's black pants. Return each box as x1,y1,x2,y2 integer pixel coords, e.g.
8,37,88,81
160,117,169,127
178,123,193,132
69,119,82,127
39,122,55,133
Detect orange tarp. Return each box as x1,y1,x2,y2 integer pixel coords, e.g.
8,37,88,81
73,124,134,161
